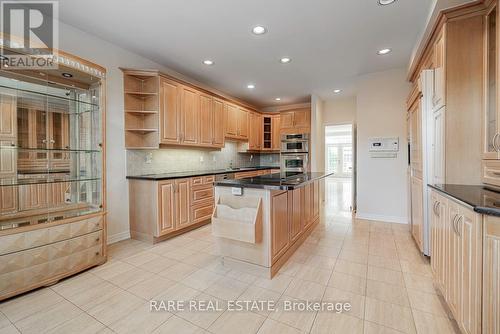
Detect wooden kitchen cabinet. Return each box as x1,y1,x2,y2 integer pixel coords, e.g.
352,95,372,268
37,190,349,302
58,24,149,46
483,4,500,161
130,175,214,243
160,78,181,145
433,27,446,111
303,182,313,231
225,103,239,138
180,86,199,145
248,112,262,150
271,191,289,263
212,98,225,147
430,190,446,290
199,93,213,146
175,178,191,228
409,97,422,176
289,188,302,243
483,215,500,334
446,199,461,319
280,108,310,134
430,188,482,334
158,180,176,235
238,107,249,139
410,176,423,252
458,206,482,334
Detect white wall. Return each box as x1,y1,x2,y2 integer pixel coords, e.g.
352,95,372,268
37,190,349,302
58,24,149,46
355,69,410,223
323,97,357,125
310,95,325,173
58,23,193,243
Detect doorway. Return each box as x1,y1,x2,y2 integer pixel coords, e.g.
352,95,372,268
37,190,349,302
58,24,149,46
324,123,356,217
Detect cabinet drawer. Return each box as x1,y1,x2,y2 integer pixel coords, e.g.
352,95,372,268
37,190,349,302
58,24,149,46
191,201,214,224
0,230,103,275
482,160,500,187
191,177,203,186
192,187,214,203
203,175,215,184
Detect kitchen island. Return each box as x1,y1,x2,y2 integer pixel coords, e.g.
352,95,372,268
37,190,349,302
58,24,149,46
212,172,332,278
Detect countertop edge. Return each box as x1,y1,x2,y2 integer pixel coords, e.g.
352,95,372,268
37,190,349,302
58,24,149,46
126,166,280,181
214,172,334,190
428,184,500,217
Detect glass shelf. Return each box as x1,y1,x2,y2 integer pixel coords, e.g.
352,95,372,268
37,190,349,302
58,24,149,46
2,86,100,115
0,146,102,153
0,176,101,187
0,206,102,231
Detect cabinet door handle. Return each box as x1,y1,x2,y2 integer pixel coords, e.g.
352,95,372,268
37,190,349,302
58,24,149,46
452,214,458,235
456,215,463,237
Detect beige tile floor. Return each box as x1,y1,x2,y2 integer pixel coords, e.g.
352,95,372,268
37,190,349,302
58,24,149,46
0,181,461,334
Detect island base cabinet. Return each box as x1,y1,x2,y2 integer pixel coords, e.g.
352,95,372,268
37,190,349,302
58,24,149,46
483,216,500,334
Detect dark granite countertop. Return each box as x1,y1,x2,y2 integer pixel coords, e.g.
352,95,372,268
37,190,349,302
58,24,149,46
126,166,280,180
428,184,500,217
214,172,334,190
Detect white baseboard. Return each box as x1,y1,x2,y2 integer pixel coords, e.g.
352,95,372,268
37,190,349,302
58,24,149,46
107,231,131,245
355,212,408,224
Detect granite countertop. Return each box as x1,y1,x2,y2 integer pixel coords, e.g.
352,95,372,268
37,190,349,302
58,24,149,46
214,172,334,190
428,184,500,217
126,166,280,180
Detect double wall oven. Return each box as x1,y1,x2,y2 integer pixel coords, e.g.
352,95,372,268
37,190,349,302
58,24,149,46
280,133,309,173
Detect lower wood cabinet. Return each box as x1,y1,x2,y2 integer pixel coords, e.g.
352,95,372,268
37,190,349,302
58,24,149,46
271,191,289,263
483,215,500,334
271,180,320,264
129,175,214,243
410,176,424,252
430,189,482,334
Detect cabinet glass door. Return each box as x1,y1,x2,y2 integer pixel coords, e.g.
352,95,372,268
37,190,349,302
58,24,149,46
485,6,498,158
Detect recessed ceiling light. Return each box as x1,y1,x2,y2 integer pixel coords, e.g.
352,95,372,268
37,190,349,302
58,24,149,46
275,97,281,101
252,26,267,35
377,48,392,55
333,89,342,94
202,60,214,65
280,57,291,64
62,72,73,78
247,84,255,89
378,0,397,5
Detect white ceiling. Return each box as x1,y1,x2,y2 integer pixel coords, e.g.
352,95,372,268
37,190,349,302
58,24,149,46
59,0,435,107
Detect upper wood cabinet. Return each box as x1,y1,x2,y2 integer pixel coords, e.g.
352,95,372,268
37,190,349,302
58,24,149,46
238,107,249,139
212,98,225,147
433,27,446,111
483,4,499,160
159,78,181,144
409,96,422,176
248,112,262,150
280,108,310,134
225,103,239,138
199,93,213,146
180,86,199,145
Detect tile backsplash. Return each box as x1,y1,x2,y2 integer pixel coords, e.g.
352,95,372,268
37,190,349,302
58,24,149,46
127,142,280,175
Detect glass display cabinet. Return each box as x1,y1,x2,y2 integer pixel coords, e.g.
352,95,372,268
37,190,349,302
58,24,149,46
0,51,106,301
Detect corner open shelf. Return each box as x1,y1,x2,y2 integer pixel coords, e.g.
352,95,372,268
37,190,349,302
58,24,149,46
122,70,160,149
